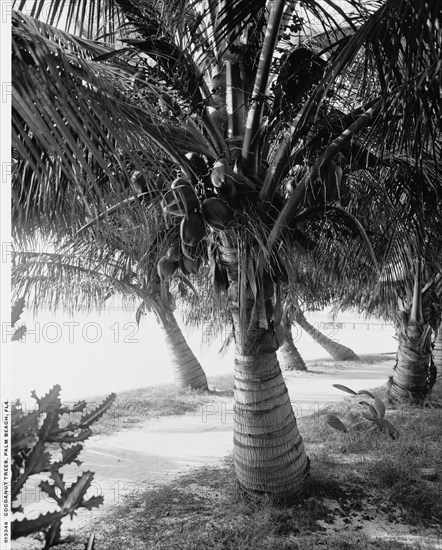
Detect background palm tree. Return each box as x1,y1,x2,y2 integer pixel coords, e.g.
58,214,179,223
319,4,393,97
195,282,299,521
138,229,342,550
321,160,442,402
12,0,442,500
278,308,307,371
12,241,209,390
388,268,441,402
293,307,360,361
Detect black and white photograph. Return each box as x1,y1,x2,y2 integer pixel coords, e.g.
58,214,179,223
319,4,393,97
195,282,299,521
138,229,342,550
2,1,442,548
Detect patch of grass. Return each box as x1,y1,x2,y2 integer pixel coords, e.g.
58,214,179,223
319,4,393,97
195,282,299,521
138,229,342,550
300,379,442,530
57,457,365,550
89,373,234,436
304,353,394,371
207,372,234,394
58,455,441,550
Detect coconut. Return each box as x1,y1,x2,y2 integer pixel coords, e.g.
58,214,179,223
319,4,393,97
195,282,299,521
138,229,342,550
130,171,148,194
210,158,230,188
215,179,238,202
202,198,235,230
163,185,199,216
177,257,189,275
165,243,182,262
157,256,177,281
180,212,206,246
182,255,200,274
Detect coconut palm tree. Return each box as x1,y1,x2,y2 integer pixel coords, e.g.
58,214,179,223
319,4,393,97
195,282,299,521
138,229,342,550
277,297,359,369
278,308,307,371
321,159,442,402
293,307,359,361
12,239,209,390
12,0,442,500
384,265,441,402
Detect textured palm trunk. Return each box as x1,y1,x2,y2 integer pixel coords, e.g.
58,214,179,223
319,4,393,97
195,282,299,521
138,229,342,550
389,264,437,402
229,282,309,502
162,314,208,391
234,350,308,501
433,327,442,376
295,311,359,361
278,317,307,371
389,316,435,402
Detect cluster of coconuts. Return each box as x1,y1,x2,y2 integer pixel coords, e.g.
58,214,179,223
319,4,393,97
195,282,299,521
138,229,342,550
156,156,242,282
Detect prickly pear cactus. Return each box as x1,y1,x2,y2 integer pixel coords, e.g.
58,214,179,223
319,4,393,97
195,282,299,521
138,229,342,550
11,384,116,548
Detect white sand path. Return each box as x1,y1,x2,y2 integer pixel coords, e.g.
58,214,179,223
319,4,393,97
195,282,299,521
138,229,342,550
77,357,395,498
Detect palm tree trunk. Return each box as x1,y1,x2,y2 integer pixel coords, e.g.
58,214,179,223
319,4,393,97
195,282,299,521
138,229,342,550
229,278,308,502
389,266,437,403
278,317,307,371
295,310,359,361
234,349,308,501
162,313,208,391
433,326,442,376
389,315,435,402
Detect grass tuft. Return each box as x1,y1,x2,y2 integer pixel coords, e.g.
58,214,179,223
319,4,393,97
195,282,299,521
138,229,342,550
90,373,234,436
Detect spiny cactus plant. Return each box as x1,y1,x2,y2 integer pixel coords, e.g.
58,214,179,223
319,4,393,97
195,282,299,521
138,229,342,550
11,385,116,548
325,384,399,440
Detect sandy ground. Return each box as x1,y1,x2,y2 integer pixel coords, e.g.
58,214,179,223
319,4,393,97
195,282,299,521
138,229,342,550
12,354,401,548
12,353,442,549
72,357,397,505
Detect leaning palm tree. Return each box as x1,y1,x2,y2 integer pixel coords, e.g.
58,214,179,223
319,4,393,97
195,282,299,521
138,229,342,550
12,238,209,390
12,0,442,500
278,308,307,371
278,297,359,369
293,307,359,360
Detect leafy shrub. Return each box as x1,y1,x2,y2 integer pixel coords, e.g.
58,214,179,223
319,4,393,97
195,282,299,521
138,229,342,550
325,384,399,439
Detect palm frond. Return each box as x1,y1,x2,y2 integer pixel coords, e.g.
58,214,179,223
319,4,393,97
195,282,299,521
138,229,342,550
14,0,126,40
365,0,442,159
12,12,214,237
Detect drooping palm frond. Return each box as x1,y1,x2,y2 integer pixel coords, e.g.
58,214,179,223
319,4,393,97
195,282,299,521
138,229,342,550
12,11,215,238
365,0,442,159
174,264,231,336
13,0,126,40
282,141,442,322
333,156,442,318
118,5,210,112
12,249,138,314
